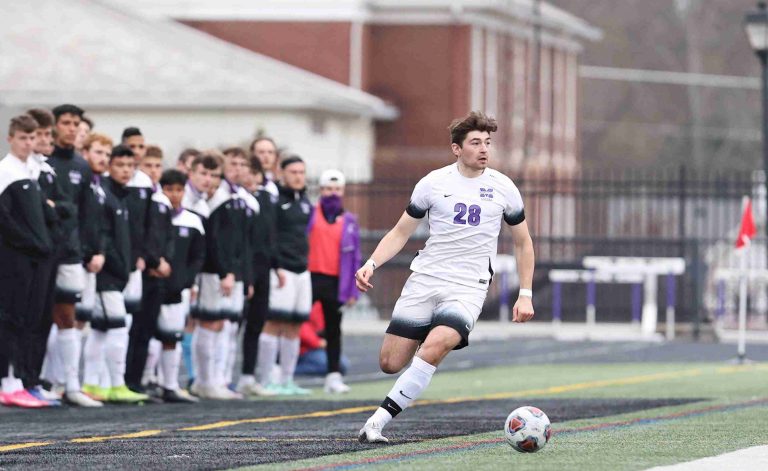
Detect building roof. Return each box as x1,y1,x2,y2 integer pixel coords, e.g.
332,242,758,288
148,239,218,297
0,0,398,119
106,0,601,42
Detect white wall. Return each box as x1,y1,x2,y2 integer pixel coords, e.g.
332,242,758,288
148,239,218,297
88,108,375,181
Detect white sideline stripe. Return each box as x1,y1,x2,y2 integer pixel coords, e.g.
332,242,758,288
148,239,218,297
645,445,768,471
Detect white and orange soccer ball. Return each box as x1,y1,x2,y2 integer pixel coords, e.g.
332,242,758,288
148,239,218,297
504,406,552,453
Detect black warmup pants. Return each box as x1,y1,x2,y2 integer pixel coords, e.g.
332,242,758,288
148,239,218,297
26,257,58,387
242,263,270,376
0,252,53,387
311,273,344,374
125,273,164,387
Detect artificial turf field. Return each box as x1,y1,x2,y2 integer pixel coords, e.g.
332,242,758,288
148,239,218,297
1,338,767,470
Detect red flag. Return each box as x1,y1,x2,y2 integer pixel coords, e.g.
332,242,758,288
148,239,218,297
735,198,757,249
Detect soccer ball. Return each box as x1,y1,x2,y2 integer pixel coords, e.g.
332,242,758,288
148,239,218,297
504,406,552,453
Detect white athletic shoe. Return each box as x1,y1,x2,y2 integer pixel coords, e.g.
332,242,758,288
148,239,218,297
237,381,278,397
324,372,351,394
358,420,389,444
65,391,104,408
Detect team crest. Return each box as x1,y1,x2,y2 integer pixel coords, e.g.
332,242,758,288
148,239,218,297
159,204,167,214
479,187,494,201
179,227,189,238
139,188,147,199
47,173,54,184
69,170,82,185
300,202,311,214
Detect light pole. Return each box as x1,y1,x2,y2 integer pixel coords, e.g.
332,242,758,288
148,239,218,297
745,1,768,269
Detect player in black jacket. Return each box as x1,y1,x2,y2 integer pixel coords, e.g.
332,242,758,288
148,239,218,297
47,104,95,406
257,156,313,396
81,146,149,404
237,156,280,396
156,170,205,403
0,115,55,408
125,146,174,393
193,150,254,399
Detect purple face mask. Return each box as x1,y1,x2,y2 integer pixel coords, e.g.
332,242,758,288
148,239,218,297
320,194,343,222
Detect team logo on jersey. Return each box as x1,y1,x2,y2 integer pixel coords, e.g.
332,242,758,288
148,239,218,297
69,170,82,185
46,173,54,184
139,188,148,199
179,227,189,238
300,202,311,214
479,187,494,201
159,204,167,214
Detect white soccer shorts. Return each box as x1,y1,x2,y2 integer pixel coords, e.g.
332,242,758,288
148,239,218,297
268,270,312,323
75,272,97,322
386,272,487,350
91,291,128,331
157,293,189,343
54,263,86,304
123,269,143,314
197,273,244,321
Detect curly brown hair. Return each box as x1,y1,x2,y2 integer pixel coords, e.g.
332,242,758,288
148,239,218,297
448,111,498,147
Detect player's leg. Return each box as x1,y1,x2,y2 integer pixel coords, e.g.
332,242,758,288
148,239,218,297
210,281,243,399
100,291,148,403
279,271,313,395
378,334,420,374
52,264,87,400
312,273,350,394
238,264,269,395
192,273,223,398
259,270,298,394
126,272,163,392
157,302,197,403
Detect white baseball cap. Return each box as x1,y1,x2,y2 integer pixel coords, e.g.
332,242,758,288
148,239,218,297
319,169,346,187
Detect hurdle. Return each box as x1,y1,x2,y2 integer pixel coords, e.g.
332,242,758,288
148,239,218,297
583,257,685,339
548,269,644,337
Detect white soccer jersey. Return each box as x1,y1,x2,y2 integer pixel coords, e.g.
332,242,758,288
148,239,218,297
406,163,525,289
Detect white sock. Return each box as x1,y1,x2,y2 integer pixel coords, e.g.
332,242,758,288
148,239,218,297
224,321,238,386
57,328,82,392
213,328,229,388
160,345,181,391
278,336,300,385
98,359,111,389
194,327,217,387
374,356,437,428
238,374,255,389
257,333,279,386
143,339,162,385
190,329,199,381
105,327,128,388
41,325,62,385
82,329,106,387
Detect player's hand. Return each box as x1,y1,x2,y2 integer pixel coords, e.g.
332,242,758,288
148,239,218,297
276,269,287,289
247,284,254,300
87,254,105,273
512,296,534,323
190,285,199,303
156,258,172,278
345,298,357,307
221,273,235,296
355,265,374,292
136,257,146,272
47,199,55,208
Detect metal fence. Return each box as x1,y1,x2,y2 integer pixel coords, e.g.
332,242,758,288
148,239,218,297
340,167,766,336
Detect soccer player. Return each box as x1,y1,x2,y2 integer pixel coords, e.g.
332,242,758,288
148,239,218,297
157,169,205,403
81,145,149,404
307,169,361,394
125,145,173,394
25,108,73,404
258,156,313,396
356,112,535,443
237,157,280,397
47,104,97,406
0,115,55,408
122,126,151,319
193,150,253,399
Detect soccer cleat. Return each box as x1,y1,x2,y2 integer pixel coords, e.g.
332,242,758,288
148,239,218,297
65,390,104,408
162,388,200,403
82,384,110,402
324,372,351,394
281,381,312,396
3,390,51,408
237,381,279,397
27,387,61,406
358,420,389,444
107,385,149,403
